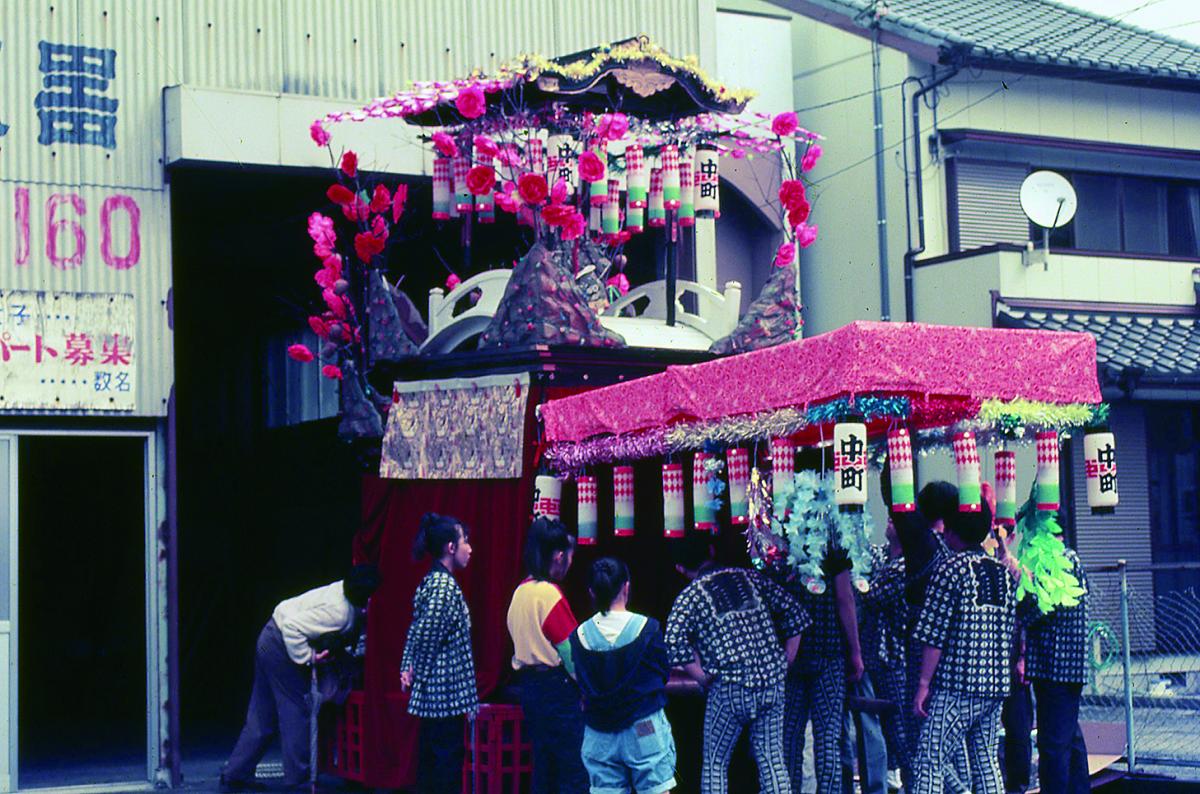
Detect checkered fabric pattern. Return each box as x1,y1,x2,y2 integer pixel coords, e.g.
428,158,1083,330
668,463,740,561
952,432,980,467
650,167,664,194
785,656,845,794
680,153,694,190
400,565,478,719
661,144,679,175
703,680,792,794
1036,431,1059,467
861,545,907,666
887,429,913,468
902,634,971,794
727,448,750,481
626,143,643,173
578,475,597,504
913,551,1016,699
665,568,811,691
606,177,620,204
526,137,544,173
911,691,1005,794
1023,548,1090,684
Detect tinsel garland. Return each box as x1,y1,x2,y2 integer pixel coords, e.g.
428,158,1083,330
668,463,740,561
1013,485,1085,614
744,467,788,573
773,471,873,594
978,399,1104,433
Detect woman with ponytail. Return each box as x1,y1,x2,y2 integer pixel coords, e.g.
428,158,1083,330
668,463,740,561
568,557,677,794
399,513,477,793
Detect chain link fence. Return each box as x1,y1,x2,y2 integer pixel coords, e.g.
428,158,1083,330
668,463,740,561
1083,561,1200,771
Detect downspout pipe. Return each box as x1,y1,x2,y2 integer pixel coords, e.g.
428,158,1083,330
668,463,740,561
902,64,961,322
871,28,891,322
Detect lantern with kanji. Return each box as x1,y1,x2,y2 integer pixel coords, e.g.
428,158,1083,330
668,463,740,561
1084,427,1118,514
648,167,666,227
693,452,718,532
695,143,720,217
532,474,562,520
662,145,681,209
727,447,751,524
953,431,982,512
626,143,648,207
452,155,472,214
432,157,451,220
678,149,695,227
547,133,576,194
887,428,915,511
770,437,795,508
614,465,635,537
1036,431,1060,511
994,450,1018,527
577,475,598,545
663,463,685,538
834,418,868,510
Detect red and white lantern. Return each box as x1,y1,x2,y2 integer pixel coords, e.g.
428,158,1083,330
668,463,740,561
588,147,609,207
678,149,695,227
994,450,1018,527
547,133,576,195
662,145,681,209
1084,428,1118,514
626,144,648,207
663,463,685,539
953,431,982,512
532,474,562,520
614,465,635,537
648,167,666,227
887,429,915,512
432,157,451,220
1036,431,1060,511
770,437,795,508
526,137,546,174
693,452,718,532
577,475,598,546
452,155,472,214
727,448,751,524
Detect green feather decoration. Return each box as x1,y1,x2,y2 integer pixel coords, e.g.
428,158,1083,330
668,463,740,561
1013,484,1083,613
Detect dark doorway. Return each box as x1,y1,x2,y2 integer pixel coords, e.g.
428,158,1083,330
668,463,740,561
18,435,147,788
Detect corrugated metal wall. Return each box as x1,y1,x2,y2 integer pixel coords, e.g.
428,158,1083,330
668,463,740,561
952,158,1033,252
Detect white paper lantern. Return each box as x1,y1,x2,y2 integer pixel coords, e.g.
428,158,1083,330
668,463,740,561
693,452,718,532
994,450,1018,527
614,466,635,537
770,438,795,509
1084,429,1118,513
727,448,750,525
887,429,915,512
953,431,981,512
834,420,868,509
663,463,685,538
532,475,563,520
695,143,720,216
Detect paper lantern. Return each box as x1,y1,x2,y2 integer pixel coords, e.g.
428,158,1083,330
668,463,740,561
662,145,681,209
577,475,598,546
887,429,915,512
588,148,609,207
476,190,495,224
695,143,720,217
693,452,718,532
526,137,546,174
953,431,982,512
834,419,868,510
589,204,602,235
648,167,666,227
626,205,644,234
614,465,635,537
1084,428,1118,514
770,437,795,508
727,448,750,524
994,450,1017,527
678,149,695,227
547,134,577,195
663,463,685,539
626,144,648,208
452,155,472,214
432,157,451,220
532,475,562,520
602,178,621,235
1035,431,1060,511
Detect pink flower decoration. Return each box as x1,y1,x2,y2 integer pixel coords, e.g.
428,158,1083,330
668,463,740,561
551,178,569,205
310,121,331,147
579,150,605,183
369,184,391,214
432,131,458,158
730,148,746,159
473,135,499,159
307,212,336,249
308,316,330,338
562,212,587,241
466,165,496,196
445,273,462,291
773,241,796,268
801,144,823,173
771,111,799,137
340,150,358,178
606,273,630,295
314,267,337,289
797,222,819,248
287,344,314,363
392,184,408,223
596,112,629,142
323,288,348,319
321,365,344,381
517,173,549,205
455,85,487,119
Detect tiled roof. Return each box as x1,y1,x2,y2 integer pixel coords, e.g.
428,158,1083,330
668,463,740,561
996,302,1200,384
791,0,1200,83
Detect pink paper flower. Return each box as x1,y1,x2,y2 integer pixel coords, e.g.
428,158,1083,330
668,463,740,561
466,165,496,196
579,150,605,183
606,273,630,295
473,135,499,159
445,272,462,291
321,364,344,380
541,203,575,227
287,344,314,362
323,289,348,319
392,184,408,222
772,111,799,137
730,148,746,159
326,184,355,205
455,85,487,119
787,199,811,230
307,212,336,253
800,144,823,173
432,131,458,158
778,180,807,212
310,121,331,147
340,150,358,178
596,112,629,142
562,212,587,241
773,241,796,268
369,184,391,213
551,178,569,205
797,222,819,248
308,316,330,338
517,173,549,205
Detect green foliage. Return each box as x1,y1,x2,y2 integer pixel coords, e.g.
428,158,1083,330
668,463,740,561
1013,485,1085,613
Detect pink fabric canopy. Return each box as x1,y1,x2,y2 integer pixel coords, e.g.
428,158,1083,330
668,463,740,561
540,321,1102,443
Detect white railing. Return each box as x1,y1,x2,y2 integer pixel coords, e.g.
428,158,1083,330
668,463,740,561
602,279,742,339
422,270,513,354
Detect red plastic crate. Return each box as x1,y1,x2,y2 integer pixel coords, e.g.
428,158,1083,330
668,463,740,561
322,691,365,782
464,704,532,794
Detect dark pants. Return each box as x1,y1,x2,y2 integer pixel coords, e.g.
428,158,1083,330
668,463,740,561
1033,680,1089,794
417,715,465,793
224,620,311,786
1001,683,1032,793
518,667,588,794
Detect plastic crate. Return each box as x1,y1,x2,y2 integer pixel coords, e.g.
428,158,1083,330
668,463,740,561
464,703,532,794
322,690,365,782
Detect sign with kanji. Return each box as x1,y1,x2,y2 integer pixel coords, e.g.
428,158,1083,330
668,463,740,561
833,421,868,507
1083,430,1119,512
0,290,135,411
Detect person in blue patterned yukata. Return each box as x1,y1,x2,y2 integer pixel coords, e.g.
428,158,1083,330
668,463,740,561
910,501,1016,794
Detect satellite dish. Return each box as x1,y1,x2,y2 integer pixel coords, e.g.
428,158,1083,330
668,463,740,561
1020,170,1077,229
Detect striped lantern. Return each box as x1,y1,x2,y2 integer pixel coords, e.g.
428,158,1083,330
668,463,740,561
532,474,562,520
678,149,695,227
1084,428,1118,514
626,204,644,234
547,133,576,194
887,429,915,512
1035,431,1060,511
614,465,635,537
833,419,868,510
727,447,751,524
953,431,982,512
602,178,621,236
526,137,546,174
589,148,609,207
695,143,720,217
663,463,685,539
626,144,648,207
994,450,1018,527
770,437,795,509
477,192,495,223
648,167,666,227
589,204,602,237
452,155,472,214
662,145,681,209
693,452,718,532
577,475,598,546
432,157,452,220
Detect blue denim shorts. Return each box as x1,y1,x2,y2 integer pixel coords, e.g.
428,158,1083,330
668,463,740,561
580,708,677,794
